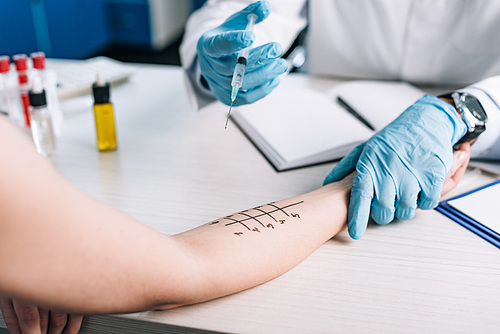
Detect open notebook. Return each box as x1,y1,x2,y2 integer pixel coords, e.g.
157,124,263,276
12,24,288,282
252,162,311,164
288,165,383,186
231,79,426,171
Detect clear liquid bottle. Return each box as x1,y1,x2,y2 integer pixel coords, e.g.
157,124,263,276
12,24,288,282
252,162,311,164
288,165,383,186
93,72,117,151
30,52,64,136
29,76,56,157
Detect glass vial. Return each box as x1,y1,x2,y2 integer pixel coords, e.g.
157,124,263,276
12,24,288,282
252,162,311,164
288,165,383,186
29,76,56,157
13,54,31,128
0,56,24,128
30,52,64,136
92,72,117,151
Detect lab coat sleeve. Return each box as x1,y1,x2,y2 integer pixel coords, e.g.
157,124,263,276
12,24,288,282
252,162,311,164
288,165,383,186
458,75,500,160
179,0,308,111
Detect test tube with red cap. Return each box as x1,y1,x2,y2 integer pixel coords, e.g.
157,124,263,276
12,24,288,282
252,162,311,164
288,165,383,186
0,56,24,127
0,56,10,110
13,54,31,127
0,56,9,74
0,56,12,113
31,51,46,71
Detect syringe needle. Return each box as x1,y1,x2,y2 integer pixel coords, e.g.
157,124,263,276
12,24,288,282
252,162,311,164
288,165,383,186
224,13,257,129
225,100,234,129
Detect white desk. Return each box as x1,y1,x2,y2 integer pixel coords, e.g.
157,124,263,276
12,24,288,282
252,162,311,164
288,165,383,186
2,64,500,333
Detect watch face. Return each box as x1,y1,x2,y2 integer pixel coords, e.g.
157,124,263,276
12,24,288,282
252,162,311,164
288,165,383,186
463,95,488,121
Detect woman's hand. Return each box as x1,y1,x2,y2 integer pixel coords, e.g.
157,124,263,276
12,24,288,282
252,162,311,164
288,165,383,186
0,298,83,334
441,142,471,196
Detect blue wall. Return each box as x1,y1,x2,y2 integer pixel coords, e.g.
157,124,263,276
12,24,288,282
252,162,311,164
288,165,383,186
0,0,109,58
0,0,207,59
104,0,151,49
0,1,38,57
44,0,110,58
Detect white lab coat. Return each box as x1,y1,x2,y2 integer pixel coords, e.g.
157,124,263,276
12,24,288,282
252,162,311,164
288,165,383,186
180,0,500,159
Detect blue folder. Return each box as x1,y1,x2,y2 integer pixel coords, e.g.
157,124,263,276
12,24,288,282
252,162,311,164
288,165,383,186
436,179,500,250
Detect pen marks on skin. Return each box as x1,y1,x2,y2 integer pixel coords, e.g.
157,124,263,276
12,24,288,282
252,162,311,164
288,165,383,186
253,207,278,222
238,212,265,228
214,201,304,236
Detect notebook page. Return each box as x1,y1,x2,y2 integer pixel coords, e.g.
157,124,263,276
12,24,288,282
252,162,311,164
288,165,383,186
233,86,373,164
327,81,426,131
448,182,500,233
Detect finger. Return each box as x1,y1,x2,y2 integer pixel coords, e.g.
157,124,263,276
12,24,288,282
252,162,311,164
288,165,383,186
198,52,232,93
201,56,286,92
417,157,447,210
241,59,287,90
206,70,282,107
62,315,83,334
0,298,22,334
39,308,49,334
201,30,255,58
449,144,470,185
221,0,272,28
246,42,283,69
395,174,420,220
48,311,68,334
235,77,281,105
12,300,41,334
442,142,470,195
202,73,232,105
324,143,366,185
347,165,374,239
209,42,284,77
371,174,396,225
448,148,469,178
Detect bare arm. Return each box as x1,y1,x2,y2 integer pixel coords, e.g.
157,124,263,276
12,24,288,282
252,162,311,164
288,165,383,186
0,116,350,314
0,114,470,317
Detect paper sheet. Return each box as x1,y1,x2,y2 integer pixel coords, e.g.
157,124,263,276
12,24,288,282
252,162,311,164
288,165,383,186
233,86,373,164
232,78,427,170
327,81,426,131
448,182,500,233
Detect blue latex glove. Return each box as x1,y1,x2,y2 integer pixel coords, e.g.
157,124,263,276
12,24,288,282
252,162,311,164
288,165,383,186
197,1,288,106
324,95,467,239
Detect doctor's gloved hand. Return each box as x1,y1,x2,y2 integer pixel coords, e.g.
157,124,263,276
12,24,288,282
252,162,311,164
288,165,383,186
196,1,288,106
324,95,467,239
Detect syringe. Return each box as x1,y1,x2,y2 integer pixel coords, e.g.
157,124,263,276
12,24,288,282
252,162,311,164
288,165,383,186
225,13,258,129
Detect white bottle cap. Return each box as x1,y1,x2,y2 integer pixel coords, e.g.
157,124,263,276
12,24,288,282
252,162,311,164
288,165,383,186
31,76,44,94
96,72,106,87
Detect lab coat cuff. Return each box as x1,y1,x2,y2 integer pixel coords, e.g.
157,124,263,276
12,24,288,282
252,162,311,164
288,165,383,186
183,57,217,112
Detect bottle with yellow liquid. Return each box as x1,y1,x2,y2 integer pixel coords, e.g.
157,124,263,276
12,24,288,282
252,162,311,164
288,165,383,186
92,72,117,151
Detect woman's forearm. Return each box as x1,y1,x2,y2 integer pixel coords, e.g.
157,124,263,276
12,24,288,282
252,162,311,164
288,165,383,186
0,116,350,314
160,178,351,309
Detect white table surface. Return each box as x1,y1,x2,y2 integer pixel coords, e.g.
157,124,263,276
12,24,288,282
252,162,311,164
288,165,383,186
2,63,500,334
